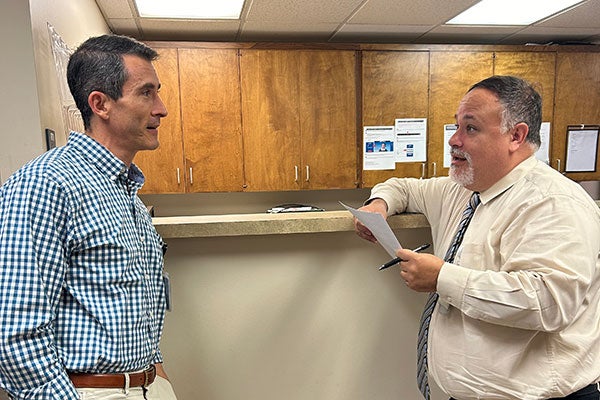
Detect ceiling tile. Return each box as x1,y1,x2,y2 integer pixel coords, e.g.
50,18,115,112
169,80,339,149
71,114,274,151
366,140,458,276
418,24,519,44
349,0,479,25
107,18,140,37
240,20,339,41
535,0,600,29
501,26,600,45
245,0,365,23
95,0,135,19
138,19,241,41
332,23,430,43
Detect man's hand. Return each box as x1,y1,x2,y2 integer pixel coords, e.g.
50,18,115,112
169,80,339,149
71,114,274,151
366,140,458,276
395,248,444,292
353,198,388,242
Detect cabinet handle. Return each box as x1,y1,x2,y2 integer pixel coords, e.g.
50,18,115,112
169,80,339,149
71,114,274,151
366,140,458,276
295,166,299,182
432,162,437,177
176,168,181,184
556,159,561,172
189,167,193,185
305,165,310,182
420,163,426,179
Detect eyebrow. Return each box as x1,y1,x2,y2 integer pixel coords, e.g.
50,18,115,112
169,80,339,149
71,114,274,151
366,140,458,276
139,82,161,91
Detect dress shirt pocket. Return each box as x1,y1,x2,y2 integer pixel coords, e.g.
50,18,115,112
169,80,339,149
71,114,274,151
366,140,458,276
454,242,485,270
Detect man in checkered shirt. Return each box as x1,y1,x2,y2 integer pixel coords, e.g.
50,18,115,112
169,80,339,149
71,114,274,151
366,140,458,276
0,35,177,399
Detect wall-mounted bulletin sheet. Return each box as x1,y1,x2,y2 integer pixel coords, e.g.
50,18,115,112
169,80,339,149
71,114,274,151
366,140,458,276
565,125,599,173
363,126,395,170
394,118,427,163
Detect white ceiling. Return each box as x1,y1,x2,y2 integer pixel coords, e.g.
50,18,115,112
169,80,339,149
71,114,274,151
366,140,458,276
95,0,600,45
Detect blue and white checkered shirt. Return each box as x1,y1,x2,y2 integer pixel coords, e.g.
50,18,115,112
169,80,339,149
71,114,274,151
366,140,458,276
0,132,167,399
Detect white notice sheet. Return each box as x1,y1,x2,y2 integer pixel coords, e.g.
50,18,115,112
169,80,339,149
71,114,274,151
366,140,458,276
340,202,401,257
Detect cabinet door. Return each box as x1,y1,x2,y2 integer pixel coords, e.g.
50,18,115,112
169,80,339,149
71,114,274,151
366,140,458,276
361,51,430,187
494,51,556,163
240,50,302,191
429,52,494,177
135,48,185,194
299,50,358,189
179,49,245,192
553,52,600,180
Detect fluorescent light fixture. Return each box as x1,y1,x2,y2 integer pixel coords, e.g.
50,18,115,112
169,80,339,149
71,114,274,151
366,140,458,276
135,0,245,19
446,0,585,25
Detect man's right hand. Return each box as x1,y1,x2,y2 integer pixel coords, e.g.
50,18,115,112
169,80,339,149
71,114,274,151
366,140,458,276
353,198,388,243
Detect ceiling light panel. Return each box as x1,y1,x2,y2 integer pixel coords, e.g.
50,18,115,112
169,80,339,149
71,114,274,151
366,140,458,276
446,0,585,25
135,0,245,19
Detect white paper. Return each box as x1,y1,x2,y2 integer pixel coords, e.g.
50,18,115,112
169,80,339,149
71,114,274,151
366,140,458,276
340,202,401,257
534,122,551,164
394,118,427,163
363,126,396,170
443,124,457,168
566,129,599,172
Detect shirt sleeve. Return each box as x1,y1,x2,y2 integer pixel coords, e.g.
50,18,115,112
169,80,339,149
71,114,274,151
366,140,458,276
437,193,600,332
0,173,79,399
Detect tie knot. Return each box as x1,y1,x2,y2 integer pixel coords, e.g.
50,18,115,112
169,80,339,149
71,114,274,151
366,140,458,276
469,192,481,210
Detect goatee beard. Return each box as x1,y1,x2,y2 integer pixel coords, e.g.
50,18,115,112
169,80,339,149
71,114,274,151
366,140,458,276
449,148,474,187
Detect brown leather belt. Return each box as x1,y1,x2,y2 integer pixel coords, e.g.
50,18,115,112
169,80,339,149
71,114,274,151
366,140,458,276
68,365,156,389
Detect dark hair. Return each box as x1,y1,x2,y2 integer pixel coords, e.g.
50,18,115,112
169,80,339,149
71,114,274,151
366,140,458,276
468,75,542,148
67,34,158,130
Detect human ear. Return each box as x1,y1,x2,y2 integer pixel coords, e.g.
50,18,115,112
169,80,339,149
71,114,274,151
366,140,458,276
509,122,529,150
88,91,111,121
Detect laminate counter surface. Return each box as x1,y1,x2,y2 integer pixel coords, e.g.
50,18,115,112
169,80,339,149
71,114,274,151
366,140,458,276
153,200,600,239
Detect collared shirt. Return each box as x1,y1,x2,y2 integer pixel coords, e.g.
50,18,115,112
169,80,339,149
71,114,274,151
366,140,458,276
370,156,600,400
0,132,167,399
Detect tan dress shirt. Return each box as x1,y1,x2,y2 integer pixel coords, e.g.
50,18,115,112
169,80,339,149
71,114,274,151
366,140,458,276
370,156,600,399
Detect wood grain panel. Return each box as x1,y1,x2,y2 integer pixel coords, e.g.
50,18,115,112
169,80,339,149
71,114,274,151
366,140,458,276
136,48,185,194
494,52,556,163
240,50,302,191
361,51,430,186
553,52,600,180
179,48,244,192
299,50,358,189
429,51,494,176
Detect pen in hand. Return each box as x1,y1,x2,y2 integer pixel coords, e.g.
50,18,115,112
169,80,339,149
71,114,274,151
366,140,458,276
379,243,431,271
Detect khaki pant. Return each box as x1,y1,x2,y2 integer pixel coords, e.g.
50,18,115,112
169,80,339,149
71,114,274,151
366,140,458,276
76,376,177,400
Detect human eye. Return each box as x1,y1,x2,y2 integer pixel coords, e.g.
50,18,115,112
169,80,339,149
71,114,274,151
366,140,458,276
465,124,478,133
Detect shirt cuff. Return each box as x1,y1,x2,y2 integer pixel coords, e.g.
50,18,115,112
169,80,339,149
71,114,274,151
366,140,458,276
436,262,471,309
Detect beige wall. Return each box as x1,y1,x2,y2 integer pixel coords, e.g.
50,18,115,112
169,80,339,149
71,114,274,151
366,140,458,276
161,227,443,400
0,0,42,183
0,0,109,183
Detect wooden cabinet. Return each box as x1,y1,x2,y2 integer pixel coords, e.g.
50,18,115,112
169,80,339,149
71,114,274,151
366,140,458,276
137,48,245,194
493,51,556,164
553,52,600,180
179,48,245,192
136,48,185,194
361,51,429,187
136,43,599,194
240,49,357,191
428,51,494,178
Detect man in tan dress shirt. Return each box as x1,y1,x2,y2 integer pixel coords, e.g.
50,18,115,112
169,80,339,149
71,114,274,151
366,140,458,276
355,75,600,400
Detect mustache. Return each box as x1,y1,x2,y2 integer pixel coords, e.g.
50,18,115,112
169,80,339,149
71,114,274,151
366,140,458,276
450,148,471,161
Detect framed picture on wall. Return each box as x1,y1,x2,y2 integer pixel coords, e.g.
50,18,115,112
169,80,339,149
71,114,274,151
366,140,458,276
565,125,599,173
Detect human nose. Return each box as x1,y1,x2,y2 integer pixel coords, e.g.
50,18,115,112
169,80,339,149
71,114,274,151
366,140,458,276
448,127,461,147
154,95,168,117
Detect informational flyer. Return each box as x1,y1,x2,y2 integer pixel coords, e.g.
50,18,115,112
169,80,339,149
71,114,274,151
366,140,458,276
363,126,395,170
565,127,599,172
443,124,457,168
533,122,551,164
395,118,427,162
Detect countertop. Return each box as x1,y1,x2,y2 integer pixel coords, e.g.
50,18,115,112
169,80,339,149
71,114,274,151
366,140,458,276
153,200,600,239
153,211,428,238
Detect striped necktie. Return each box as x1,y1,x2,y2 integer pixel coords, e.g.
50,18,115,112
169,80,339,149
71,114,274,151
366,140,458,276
416,192,481,399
